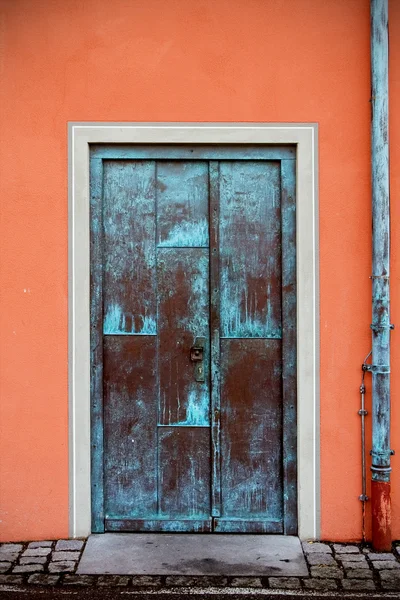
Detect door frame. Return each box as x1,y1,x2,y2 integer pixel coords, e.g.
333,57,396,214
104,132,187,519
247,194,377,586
68,122,319,540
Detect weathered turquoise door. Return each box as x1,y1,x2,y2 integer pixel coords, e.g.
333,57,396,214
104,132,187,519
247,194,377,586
90,145,297,534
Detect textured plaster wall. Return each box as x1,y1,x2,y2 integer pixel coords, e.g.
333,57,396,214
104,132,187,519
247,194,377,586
0,0,399,541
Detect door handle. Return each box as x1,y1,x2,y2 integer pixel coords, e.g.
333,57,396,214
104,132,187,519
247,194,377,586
190,337,205,382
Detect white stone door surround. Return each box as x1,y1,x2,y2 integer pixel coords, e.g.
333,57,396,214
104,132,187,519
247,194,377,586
68,122,320,540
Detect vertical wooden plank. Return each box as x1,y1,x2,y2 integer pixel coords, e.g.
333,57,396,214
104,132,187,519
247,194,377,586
157,248,210,426
103,337,158,521
209,161,221,518
158,427,211,520
281,159,297,534
157,161,209,247
103,160,156,335
220,339,283,525
90,156,105,532
219,161,282,338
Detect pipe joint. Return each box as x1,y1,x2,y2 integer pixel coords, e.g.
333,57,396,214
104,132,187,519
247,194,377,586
371,466,391,483
371,465,391,473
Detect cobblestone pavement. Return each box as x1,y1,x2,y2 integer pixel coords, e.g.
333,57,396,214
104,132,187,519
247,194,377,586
1,539,400,592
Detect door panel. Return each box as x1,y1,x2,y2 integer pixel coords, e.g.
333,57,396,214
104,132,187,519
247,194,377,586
103,336,158,520
157,248,210,426
90,146,297,534
103,160,157,335
157,161,209,248
219,161,282,339
158,427,211,520
219,338,283,530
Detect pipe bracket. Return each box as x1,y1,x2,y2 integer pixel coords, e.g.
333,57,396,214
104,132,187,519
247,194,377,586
370,323,395,332
370,449,394,463
362,364,390,374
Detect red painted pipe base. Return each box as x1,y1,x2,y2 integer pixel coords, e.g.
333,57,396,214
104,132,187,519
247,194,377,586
371,480,391,551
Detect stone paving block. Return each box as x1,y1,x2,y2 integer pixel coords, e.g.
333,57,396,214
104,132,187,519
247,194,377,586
333,544,360,554
310,566,343,579
0,544,23,553
165,576,227,587
306,553,336,566
337,553,367,562
55,540,84,552
342,579,376,591
51,551,81,562
230,577,262,588
0,553,18,562
269,577,301,589
28,541,53,549
22,548,51,557
303,578,338,590
28,574,60,585
0,574,24,585
347,568,373,578
131,576,162,587
48,561,75,573
13,564,44,573
63,575,96,586
97,575,130,586
368,552,397,561
19,556,48,565
302,542,332,554
342,560,370,569
380,569,400,590
371,560,400,570
0,563,11,573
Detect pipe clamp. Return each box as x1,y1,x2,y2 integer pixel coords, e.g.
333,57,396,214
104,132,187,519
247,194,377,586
362,364,390,374
370,323,395,332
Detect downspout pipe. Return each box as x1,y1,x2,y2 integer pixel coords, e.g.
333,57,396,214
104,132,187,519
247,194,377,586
370,0,392,552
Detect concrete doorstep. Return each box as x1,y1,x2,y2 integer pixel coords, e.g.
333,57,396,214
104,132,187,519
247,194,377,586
1,536,400,593
77,534,308,576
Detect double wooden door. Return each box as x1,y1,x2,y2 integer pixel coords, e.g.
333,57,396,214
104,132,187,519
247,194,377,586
90,145,297,534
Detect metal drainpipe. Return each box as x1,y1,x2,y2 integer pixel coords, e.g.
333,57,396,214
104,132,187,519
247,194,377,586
370,0,393,552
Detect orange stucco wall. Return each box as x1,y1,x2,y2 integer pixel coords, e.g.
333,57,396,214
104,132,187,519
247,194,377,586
0,0,399,542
